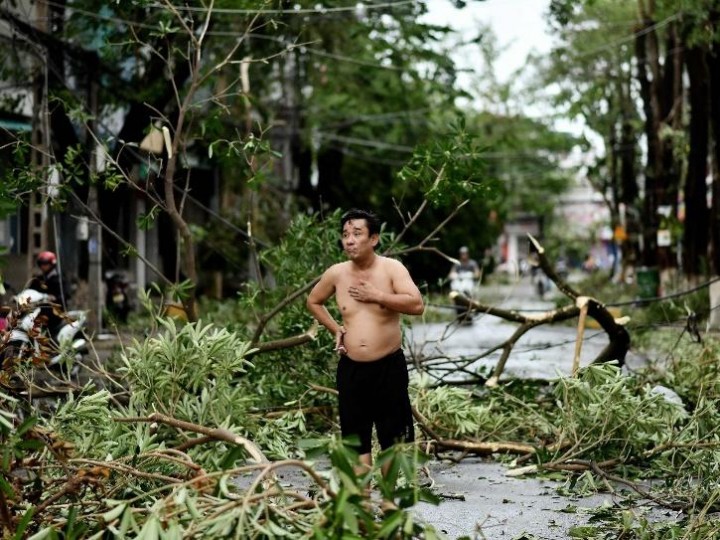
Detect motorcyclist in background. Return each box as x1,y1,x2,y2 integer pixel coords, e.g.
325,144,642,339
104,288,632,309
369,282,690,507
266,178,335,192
448,246,481,324
27,251,70,336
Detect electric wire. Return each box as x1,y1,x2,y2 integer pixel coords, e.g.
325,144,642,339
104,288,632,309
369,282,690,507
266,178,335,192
608,275,720,308
31,1,419,74
146,1,417,15
33,0,689,79
555,12,682,61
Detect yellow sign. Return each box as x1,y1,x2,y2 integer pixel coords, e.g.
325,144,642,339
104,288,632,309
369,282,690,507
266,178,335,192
614,225,627,242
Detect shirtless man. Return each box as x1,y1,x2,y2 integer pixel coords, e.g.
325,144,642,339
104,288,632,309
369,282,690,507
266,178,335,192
306,209,424,474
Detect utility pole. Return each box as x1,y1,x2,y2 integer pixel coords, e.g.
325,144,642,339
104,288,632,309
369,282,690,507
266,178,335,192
86,57,102,332
27,0,49,276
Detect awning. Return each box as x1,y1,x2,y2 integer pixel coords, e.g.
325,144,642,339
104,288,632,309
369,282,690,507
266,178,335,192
0,119,32,132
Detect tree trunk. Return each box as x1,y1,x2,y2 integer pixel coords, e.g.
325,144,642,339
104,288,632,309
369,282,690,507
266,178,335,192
683,45,710,277
634,15,660,267
709,14,720,275
634,9,682,268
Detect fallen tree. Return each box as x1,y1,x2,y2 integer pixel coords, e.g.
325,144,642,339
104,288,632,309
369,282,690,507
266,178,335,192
447,233,631,386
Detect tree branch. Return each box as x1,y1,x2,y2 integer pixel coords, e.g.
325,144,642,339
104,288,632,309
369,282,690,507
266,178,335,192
412,406,535,456
114,413,268,464
247,322,319,357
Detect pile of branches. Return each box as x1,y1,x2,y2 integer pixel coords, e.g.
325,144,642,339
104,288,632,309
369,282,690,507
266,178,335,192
0,318,441,538
411,335,720,537
2,213,718,538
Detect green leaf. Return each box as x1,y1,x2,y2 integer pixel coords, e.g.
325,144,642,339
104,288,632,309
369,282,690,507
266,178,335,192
13,507,35,540
137,515,160,540
15,415,38,437
376,510,404,537
0,475,15,498
17,439,45,451
102,503,127,523
27,527,55,540
568,525,599,538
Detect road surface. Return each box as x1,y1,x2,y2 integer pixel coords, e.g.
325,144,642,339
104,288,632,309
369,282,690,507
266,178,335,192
407,276,647,539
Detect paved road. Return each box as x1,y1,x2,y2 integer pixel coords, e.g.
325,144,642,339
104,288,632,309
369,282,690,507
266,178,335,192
415,459,616,539
407,276,643,383
406,276,645,539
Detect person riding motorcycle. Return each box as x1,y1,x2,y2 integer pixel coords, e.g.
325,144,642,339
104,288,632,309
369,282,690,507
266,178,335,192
448,246,481,324
27,251,70,337
29,252,68,305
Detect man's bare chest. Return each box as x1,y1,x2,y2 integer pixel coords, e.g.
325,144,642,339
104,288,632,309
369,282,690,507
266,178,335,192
335,270,393,311
337,270,392,292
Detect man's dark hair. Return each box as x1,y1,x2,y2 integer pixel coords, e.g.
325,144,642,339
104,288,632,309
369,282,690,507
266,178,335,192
340,208,381,237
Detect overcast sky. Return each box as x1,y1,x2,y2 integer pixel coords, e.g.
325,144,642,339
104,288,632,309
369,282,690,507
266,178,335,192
421,0,602,150
422,0,553,86
421,0,601,160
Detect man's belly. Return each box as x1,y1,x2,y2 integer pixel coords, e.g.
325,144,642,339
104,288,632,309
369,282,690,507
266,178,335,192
343,315,402,361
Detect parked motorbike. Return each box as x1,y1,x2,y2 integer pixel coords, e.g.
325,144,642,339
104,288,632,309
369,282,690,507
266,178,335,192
0,279,15,332
449,270,477,325
0,288,88,381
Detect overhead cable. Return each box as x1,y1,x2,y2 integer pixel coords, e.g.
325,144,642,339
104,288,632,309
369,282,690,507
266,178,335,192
145,0,417,15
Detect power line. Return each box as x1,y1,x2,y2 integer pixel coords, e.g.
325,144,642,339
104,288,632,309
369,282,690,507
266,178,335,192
319,131,414,152
325,143,409,166
145,1,417,15
35,1,420,73
312,107,433,129
318,131,572,161
170,183,270,248
39,0,415,24
609,275,720,308
301,45,407,71
561,12,681,61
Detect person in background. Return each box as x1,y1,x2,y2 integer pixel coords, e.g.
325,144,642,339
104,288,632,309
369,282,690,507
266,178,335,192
448,246,481,284
448,246,481,322
29,251,69,311
27,251,70,337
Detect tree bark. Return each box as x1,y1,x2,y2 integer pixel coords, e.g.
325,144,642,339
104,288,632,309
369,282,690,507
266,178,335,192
634,6,683,268
709,12,720,275
683,45,710,277
635,14,660,267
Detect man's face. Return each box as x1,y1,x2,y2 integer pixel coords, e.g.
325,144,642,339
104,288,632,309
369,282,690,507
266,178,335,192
341,219,377,259
460,251,469,262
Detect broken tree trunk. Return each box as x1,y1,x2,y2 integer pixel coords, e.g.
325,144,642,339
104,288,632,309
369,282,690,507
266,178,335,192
450,234,630,386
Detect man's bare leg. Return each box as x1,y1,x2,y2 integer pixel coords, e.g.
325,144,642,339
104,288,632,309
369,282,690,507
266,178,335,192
359,453,372,470
379,455,399,513
355,453,374,514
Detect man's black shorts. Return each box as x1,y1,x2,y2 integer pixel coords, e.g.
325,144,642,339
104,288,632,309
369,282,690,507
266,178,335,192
336,348,415,454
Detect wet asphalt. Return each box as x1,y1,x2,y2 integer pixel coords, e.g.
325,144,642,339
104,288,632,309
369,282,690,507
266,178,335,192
407,276,648,539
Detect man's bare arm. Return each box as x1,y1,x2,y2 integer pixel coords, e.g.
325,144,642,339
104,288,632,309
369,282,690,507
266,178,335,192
306,266,346,352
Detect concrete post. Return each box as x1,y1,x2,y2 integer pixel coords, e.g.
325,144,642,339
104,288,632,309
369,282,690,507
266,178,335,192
709,279,720,330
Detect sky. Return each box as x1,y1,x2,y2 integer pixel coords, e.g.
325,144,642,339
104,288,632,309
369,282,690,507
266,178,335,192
421,0,604,173
422,0,554,94
421,0,600,151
